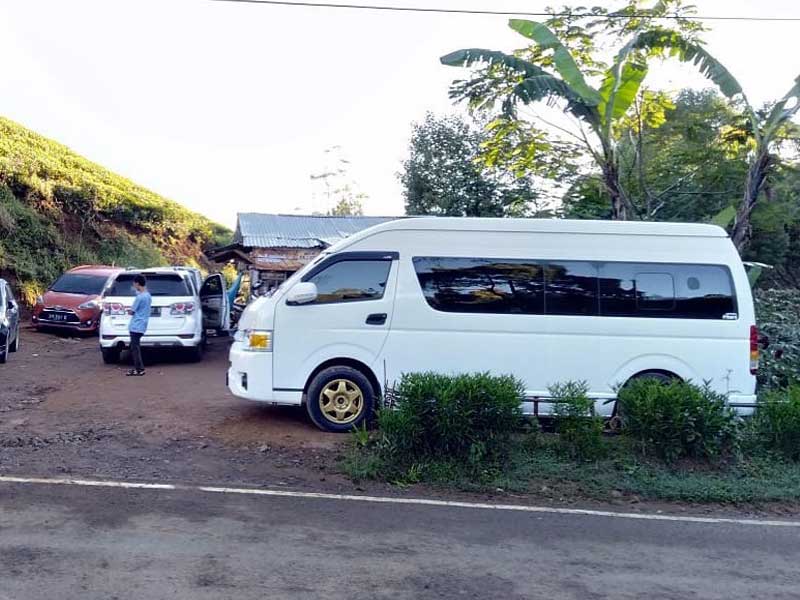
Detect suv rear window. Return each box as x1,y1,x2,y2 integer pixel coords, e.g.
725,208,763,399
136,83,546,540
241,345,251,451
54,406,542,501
106,274,191,297
51,274,109,295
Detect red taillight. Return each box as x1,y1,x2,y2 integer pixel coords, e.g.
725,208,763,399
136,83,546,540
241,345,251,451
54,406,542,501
102,302,127,316
750,325,759,375
170,302,195,315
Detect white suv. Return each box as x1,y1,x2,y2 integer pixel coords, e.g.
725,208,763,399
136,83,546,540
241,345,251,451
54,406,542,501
99,268,229,364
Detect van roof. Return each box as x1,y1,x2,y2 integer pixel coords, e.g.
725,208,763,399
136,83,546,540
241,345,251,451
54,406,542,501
335,217,728,248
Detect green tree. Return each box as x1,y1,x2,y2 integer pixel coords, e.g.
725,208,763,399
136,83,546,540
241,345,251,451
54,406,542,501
704,76,800,249
749,162,800,287
616,89,749,222
441,6,733,220
565,89,800,282
399,112,545,217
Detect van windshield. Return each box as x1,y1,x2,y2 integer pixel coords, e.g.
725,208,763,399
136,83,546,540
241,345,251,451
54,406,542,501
274,254,329,295
50,274,109,295
107,274,191,297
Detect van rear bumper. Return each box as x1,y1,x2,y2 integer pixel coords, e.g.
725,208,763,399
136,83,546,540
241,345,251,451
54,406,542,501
727,394,758,416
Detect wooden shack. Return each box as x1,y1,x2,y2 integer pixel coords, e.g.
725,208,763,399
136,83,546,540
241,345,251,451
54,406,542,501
208,213,395,297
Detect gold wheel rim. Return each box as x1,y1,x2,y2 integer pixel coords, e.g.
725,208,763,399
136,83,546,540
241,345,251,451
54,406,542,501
319,379,364,425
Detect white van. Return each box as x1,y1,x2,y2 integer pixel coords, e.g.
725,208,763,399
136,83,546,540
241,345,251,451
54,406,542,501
228,218,758,432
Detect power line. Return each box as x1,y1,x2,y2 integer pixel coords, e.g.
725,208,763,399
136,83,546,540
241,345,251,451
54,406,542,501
207,0,800,21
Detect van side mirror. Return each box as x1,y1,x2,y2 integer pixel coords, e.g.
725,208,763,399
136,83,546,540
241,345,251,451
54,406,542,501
286,282,318,306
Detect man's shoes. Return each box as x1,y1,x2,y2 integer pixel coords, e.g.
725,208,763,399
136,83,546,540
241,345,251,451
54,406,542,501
125,369,146,377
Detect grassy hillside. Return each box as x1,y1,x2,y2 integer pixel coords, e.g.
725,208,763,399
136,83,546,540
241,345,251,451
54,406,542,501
0,117,231,304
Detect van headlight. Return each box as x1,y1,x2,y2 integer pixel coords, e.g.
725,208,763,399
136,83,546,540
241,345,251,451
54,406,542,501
237,329,273,352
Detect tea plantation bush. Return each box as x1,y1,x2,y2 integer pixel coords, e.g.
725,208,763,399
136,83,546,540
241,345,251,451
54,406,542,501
751,385,800,461
375,372,524,476
755,289,800,389
0,117,230,297
618,379,738,463
549,381,606,460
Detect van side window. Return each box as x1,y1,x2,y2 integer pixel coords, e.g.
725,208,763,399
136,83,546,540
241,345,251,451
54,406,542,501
544,262,599,316
635,273,676,311
416,257,737,320
308,260,391,304
673,264,736,319
413,257,544,314
599,263,735,318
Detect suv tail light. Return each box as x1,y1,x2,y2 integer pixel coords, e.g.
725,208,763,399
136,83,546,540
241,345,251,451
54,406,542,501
170,302,195,315
750,325,759,375
103,302,127,316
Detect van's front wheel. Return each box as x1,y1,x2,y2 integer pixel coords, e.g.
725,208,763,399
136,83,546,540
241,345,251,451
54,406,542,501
306,366,374,433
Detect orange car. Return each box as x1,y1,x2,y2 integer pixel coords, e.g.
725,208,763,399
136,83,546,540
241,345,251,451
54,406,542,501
32,265,123,333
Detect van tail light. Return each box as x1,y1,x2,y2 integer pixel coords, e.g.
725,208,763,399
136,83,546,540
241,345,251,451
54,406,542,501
750,325,759,375
170,302,195,315
103,302,127,316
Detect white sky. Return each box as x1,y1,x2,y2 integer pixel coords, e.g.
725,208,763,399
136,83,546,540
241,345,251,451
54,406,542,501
1,0,798,227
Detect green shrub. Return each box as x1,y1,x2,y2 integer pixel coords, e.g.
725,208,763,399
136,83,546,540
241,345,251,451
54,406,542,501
0,200,15,233
376,372,524,474
618,379,738,463
549,381,606,460
751,386,800,461
754,289,800,389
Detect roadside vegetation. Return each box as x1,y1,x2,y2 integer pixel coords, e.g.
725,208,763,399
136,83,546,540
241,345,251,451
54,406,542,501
754,289,800,389
0,117,230,303
344,371,800,505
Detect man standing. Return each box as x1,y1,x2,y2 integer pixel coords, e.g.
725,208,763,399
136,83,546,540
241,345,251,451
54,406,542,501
127,274,151,376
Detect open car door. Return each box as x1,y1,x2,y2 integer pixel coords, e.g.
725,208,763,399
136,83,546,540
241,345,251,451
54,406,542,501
199,273,229,332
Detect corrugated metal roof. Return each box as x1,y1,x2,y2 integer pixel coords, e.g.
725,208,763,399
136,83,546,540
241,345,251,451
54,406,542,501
234,213,397,249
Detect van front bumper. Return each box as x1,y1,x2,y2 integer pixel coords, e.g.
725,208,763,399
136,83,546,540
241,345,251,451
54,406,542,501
227,342,302,406
228,342,275,402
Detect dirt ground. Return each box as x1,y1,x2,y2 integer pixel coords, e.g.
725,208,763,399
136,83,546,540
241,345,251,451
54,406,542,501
3,324,800,519
0,324,357,491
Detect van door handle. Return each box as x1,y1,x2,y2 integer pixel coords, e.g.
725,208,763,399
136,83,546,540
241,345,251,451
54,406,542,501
366,313,388,326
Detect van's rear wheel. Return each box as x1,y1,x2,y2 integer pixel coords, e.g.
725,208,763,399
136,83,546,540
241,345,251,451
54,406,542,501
610,371,679,431
628,371,676,386
101,347,120,364
306,366,374,433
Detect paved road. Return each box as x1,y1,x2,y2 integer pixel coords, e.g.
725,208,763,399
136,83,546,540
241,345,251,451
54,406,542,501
0,482,798,600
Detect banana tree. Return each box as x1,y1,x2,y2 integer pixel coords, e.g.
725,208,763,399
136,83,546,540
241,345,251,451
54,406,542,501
442,20,739,220
727,79,800,250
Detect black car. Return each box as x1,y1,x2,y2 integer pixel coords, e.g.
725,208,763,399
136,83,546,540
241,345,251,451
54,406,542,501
0,279,21,363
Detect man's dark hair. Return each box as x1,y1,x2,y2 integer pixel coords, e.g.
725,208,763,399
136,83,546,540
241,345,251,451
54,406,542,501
133,274,147,287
